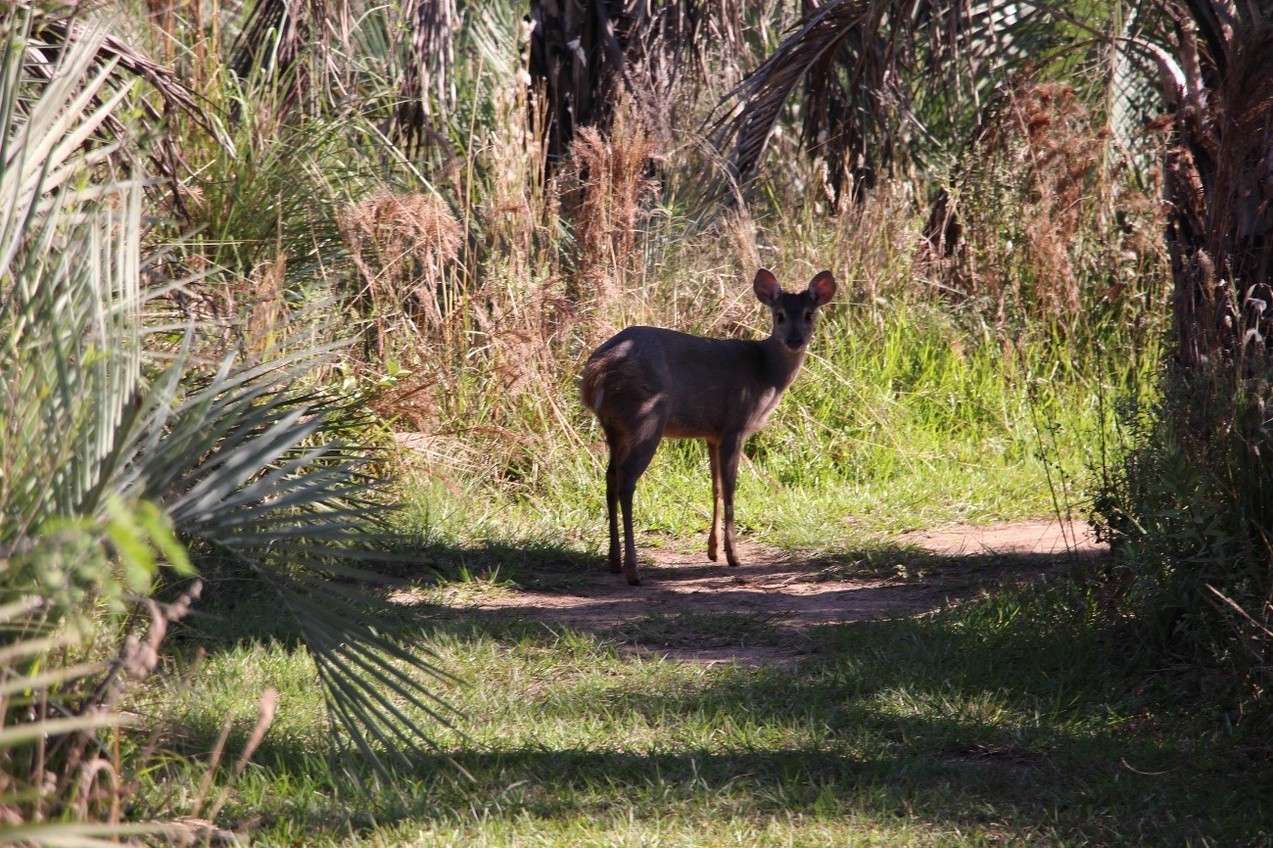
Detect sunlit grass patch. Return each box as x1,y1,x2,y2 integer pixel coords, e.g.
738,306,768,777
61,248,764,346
135,575,1273,846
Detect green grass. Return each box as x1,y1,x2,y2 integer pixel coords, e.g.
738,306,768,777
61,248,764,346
402,298,1151,558
138,571,1271,846
133,298,1234,846
124,270,1187,847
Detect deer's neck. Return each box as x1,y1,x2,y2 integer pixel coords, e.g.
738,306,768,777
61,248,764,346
761,337,808,391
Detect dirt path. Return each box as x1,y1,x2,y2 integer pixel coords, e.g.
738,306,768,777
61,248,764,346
442,520,1105,666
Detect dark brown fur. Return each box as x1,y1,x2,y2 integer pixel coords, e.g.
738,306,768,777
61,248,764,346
581,269,837,584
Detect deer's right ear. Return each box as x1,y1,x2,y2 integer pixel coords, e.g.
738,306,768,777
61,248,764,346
753,268,780,306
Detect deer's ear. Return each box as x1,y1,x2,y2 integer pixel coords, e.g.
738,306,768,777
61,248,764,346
808,271,837,307
753,268,780,306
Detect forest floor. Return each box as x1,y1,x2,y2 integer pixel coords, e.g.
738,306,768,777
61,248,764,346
177,520,1273,846
399,520,1105,666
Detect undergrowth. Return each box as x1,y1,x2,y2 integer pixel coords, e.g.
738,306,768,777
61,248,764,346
138,577,1271,846
13,0,1222,844
1095,354,1273,721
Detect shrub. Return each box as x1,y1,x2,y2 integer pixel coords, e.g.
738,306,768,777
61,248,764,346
1095,355,1273,716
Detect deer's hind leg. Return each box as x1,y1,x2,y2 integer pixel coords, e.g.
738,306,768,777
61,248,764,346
614,420,664,585
707,439,723,562
603,428,624,574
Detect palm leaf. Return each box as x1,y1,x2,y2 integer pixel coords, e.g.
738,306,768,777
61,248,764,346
13,5,212,219
0,822,183,848
710,0,1050,200
1,5,459,804
25,15,201,119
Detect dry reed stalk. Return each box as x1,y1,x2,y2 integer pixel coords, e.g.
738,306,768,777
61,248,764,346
245,253,285,358
203,686,279,825
479,28,559,302
340,190,462,359
566,96,660,319
827,180,922,314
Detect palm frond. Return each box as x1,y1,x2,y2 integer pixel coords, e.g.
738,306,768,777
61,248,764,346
709,0,1050,201
711,1,868,191
26,14,201,119
0,822,180,848
2,5,459,802
11,5,212,218
152,346,464,780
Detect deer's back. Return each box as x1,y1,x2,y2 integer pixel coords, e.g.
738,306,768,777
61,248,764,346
582,326,784,440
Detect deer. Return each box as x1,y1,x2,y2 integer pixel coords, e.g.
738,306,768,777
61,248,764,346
580,268,837,585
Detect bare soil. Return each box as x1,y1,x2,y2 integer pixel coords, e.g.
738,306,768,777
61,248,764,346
427,521,1105,666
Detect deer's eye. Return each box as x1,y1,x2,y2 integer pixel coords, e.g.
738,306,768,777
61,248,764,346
804,311,814,322
776,313,786,323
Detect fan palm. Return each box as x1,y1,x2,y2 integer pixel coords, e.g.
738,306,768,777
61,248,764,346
0,6,458,834
709,0,1063,203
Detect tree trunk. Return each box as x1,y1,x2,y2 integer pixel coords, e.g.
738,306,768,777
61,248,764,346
1164,15,1273,368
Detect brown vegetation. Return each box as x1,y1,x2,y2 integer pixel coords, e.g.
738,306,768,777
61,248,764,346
922,81,1167,331
565,99,661,320
340,190,463,358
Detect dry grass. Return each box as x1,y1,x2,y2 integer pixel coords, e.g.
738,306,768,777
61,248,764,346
565,96,661,320
923,81,1166,332
479,54,560,293
0,584,211,840
340,190,462,358
244,253,285,358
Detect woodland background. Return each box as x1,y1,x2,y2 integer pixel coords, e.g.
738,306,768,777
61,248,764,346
4,1,1273,844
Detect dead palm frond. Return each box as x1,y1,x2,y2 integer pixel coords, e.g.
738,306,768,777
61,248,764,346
529,0,750,160
1119,2,1273,369
229,0,336,115
710,0,1050,203
11,5,213,221
25,16,199,117
390,0,459,155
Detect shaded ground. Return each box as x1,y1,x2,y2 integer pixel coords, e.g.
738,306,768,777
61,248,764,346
404,521,1105,666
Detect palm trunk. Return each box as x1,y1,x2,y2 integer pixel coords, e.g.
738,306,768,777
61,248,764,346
1163,15,1273,369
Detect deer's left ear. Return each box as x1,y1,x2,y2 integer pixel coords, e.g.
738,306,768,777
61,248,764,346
807,271,836,307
